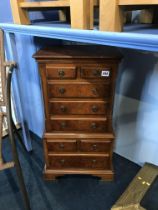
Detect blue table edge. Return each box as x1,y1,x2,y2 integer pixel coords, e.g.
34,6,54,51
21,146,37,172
1,23,158,52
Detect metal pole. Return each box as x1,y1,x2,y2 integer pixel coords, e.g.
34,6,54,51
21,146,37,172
6,63,31,210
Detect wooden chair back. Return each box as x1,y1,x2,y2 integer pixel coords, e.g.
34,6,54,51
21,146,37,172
99,0,158,32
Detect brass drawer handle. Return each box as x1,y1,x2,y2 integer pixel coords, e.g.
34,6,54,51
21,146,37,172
92,144,97,150
93,70,100,76
59,143,65,149
91,122,97,129
58,69,65,77
92,105,98,113
60,122,66,129
91,88,97,95
60,159,65,164
92,159,97,164
59,87,66,94
60,105,67,112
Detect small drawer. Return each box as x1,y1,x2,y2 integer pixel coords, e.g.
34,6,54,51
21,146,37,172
81,66,111,81
80,140,112,153
49,101,109,115
46,140,77,153
48,83,110,98
48,155,110,170
50,118,108,132
46,64,77,79
80,156,110,169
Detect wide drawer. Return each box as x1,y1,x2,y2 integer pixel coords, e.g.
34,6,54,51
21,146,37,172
48,155,110,169
46,64,77,79
49,100,109,115
81,66,112,81
45,139,112,153
47,83,110,98
46,140,77,153
80,139,112,153
50,118,108,132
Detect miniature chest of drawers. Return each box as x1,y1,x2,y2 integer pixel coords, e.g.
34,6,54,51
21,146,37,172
34,45,121,180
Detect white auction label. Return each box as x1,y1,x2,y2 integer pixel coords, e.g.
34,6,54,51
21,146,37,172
101,70,110,77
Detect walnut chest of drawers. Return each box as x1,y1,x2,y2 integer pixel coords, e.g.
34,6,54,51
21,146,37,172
34,45,121,181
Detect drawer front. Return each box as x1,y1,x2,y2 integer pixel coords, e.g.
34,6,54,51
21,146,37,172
50,119,108,132
48,155,110,169
81,66,111,80
49,101,109,115
46,140,77,153
48,83,110,98
46,64,77,79
80,140,112,153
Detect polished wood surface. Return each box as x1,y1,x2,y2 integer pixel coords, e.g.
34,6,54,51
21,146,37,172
50,117,108,132
33,45,121,59
49,100,109,115
46,138,112,153
48,154,110,170
47,139,77,153
48,82,111,98
80,66,112,80
80,139,112,153
46,64,77,79
34,45,121,180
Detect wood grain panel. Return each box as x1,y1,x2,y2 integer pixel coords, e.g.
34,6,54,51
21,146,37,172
46,139,77,153
48,154,110,169
48,82,110,98
81,66,112,81
46,64,77,79
50,117,108,132
49,100,110,115
80,139,112,153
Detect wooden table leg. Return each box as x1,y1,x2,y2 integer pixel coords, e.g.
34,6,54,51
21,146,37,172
99,0,123,32
89,0,94,29
10,0,30,24
70,0,91,29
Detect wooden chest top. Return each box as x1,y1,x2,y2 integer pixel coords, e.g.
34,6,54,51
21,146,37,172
33,45,122,61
